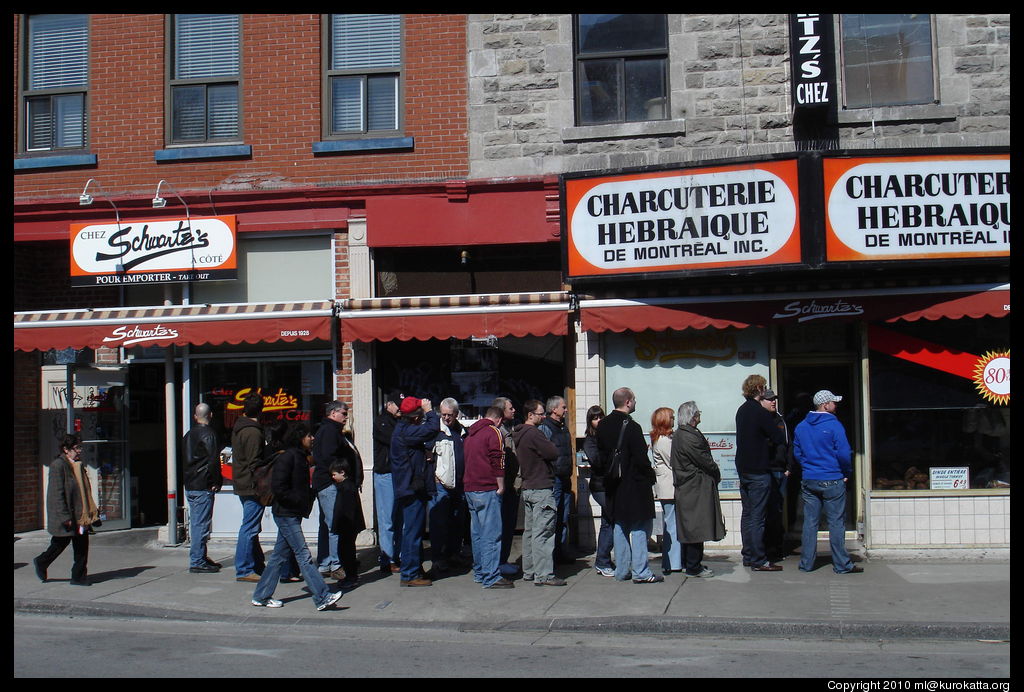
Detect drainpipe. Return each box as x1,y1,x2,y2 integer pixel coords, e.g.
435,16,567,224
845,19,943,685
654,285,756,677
164,285,180,545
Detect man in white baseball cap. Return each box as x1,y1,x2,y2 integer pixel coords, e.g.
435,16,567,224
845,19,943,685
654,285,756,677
792,389,862,575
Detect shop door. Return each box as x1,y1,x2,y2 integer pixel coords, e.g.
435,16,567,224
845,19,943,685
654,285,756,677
74,366,131,531
779,361,860,532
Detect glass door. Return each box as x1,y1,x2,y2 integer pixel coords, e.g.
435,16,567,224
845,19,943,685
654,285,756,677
74,366,131,531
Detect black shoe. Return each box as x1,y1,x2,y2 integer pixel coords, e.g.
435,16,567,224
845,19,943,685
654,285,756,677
632,574,664,584
33,557,47,583
69,579,92,586
204,559,222,569
837,565,864,574
189,564,220,573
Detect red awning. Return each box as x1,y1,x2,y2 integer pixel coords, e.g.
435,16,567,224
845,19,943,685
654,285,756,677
580,286,1009,334
14,301,334,352
339,292,571,342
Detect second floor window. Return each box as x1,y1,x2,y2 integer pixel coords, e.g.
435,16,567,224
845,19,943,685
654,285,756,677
327,14,402,135
840,14,936,109
574,14,668,126
24,14,89,151
170,14,240,143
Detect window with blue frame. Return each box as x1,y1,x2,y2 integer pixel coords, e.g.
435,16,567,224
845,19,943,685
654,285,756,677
170,14,241,143
325,14,402,136
23,14,89,151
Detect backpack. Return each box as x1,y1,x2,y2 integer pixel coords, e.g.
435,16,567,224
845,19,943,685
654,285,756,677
434,438,456,490
253,450,281,507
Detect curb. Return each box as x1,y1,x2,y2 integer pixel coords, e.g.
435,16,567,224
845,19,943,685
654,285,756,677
14,598,1010,643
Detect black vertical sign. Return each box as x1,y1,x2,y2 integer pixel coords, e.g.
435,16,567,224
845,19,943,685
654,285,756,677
790,14,838,144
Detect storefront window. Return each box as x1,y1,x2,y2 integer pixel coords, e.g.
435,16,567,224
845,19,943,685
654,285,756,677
192,358,332,487
869,317,1009,491
603,326,770,491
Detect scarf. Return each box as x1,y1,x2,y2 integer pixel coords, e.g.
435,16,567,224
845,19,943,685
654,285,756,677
68,458,99,527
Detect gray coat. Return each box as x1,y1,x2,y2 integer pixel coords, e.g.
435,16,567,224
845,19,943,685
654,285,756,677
46,455,88,537
670,425,726,544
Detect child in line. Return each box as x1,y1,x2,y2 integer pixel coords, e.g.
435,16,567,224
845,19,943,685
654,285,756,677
330,460,365,589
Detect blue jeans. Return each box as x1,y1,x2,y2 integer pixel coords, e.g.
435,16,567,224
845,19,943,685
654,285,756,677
521,487,556,580
186,490,216,568
799,478,854,573
373,472,400,567
428,482,465,562
253,514,332,608
739,472,771,567
397,494,427,581
613,518,654,581
590,490,614,570
660,500,682,572
234,495,266,578
315,484,340,573
766,469,788,558
466,490,503,587
552,476,572,560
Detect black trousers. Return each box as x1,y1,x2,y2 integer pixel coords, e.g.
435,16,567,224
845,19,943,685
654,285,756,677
338,528,359,580
36,533,90,582
681,542,705,575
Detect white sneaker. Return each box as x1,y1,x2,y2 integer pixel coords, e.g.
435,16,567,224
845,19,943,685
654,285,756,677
688,567,715,578
595,566,615,578
317,590,343,611
251,598,283,608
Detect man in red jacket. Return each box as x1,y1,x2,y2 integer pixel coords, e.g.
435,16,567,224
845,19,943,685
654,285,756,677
463,406,512,589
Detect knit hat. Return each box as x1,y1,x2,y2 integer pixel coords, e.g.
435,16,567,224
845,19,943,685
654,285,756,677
399,396,423,414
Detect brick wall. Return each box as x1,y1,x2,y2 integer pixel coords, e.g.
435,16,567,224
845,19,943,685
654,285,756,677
14,351,42,531
13,13,469,203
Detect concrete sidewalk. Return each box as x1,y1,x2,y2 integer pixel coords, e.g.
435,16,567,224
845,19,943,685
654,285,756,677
13,528,1010,642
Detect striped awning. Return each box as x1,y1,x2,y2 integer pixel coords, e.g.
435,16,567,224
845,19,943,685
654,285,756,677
14,301,335,352
339,292,572,342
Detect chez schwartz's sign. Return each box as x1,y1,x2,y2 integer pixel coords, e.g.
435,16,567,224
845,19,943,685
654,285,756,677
824,154,1010,262
70,215,237,287
565,160,802,278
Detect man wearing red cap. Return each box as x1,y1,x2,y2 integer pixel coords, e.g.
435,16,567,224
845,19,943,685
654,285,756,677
389,396,439,586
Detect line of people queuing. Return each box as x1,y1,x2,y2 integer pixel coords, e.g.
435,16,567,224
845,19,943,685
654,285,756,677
47,373,855,610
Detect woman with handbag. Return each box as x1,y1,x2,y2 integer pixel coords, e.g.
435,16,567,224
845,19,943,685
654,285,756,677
33,434,99,586
250,424,342,611
670,401,726,578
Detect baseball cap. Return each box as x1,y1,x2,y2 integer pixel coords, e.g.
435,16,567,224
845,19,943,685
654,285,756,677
399,396,423,414
813,390,842,406
761,388,778,401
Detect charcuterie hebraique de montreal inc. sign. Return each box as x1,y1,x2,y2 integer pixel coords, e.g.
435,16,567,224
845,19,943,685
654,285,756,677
565,160,801,278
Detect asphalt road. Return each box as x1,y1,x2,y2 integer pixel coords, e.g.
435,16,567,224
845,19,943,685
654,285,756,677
14,613,1010,678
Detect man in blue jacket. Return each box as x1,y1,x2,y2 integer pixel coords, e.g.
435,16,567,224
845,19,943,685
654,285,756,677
792,390,863,575
390,396,439,586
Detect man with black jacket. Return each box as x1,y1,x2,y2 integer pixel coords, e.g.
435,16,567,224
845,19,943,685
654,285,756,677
183,403,222,573
538,395,574,565
312,400,359,580
372,395,402,574
735,375,788,572
596,387,661,584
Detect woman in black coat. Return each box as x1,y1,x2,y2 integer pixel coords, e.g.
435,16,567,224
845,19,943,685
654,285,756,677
250,424,342,611
34,434,99,586
670,401,726,579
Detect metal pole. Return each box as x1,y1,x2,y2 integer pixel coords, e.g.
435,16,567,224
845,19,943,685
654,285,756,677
164,286,179,545
66,364,75,434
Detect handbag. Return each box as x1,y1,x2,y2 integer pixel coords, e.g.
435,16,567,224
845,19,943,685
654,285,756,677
603,419,630,485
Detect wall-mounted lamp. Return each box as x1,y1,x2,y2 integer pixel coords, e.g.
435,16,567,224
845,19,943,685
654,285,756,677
78,178,121,226
152,179,191,222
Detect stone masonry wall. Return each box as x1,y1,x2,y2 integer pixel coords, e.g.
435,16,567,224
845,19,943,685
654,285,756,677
468,14,1010,180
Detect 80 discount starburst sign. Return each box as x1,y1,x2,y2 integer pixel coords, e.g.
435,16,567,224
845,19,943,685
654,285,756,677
974,350,1010,405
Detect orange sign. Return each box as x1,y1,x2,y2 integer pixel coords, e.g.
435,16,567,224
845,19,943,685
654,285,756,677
823,154,1009,262
226,387,299,412
565,159,802,277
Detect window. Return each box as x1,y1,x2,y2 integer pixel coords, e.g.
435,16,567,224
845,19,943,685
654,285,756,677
326,14,402,136
23,14,89,151
869,317,1009,491
840,14,935,109
170,14,240,143
574,14,668,126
